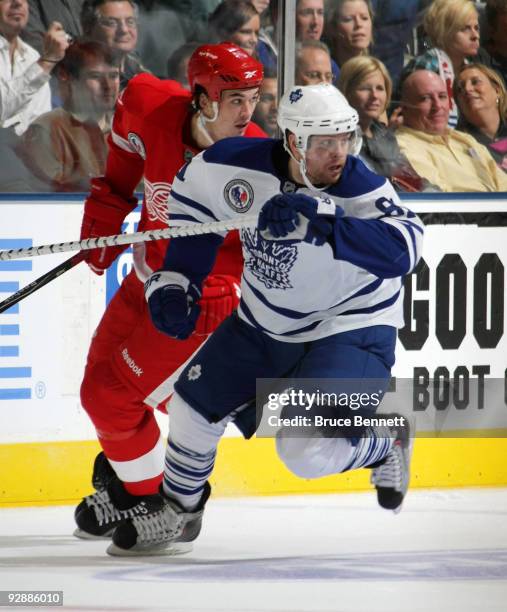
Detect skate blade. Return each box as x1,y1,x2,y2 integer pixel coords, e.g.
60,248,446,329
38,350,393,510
73,528,113,540
106,541,193,557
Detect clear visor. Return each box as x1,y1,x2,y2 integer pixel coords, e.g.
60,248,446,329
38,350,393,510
307,130,361,154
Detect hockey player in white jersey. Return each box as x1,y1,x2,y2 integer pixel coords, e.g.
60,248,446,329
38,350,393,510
106,83,424,556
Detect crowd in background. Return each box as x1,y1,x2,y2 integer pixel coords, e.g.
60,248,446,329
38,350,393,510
1,0,507,193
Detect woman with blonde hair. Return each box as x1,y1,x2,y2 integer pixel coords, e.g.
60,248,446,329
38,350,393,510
414,0,481,127
455,63,507,171
324,0,373,68
339,55,436,191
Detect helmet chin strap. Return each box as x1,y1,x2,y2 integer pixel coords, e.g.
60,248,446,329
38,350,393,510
196,101,219,146
284,141,331,194
298,156,330,193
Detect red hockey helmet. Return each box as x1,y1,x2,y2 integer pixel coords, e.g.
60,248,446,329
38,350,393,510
188,42,264,101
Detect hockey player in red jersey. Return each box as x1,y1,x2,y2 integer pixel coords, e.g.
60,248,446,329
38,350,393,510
75,43,264,541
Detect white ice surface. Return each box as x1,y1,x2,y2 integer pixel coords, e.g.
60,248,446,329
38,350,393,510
1,488,506,612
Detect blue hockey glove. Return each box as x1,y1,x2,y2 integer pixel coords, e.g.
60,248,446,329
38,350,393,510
258,193,344,246
145,271,201,340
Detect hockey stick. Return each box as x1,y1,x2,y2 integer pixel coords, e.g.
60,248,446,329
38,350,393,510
0,215,259,261
0,252,85,314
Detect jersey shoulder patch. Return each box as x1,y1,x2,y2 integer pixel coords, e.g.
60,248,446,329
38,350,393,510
202,137,277,175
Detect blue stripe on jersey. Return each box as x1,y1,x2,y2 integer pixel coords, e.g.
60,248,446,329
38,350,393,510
244,278,311,320
202,137,278,175
340,287,401,316
340,277,383,302
399,219,424,235
399,221,417,269
170,213,201,224
171,189,219,222
240,298,321,336
244,276,384,321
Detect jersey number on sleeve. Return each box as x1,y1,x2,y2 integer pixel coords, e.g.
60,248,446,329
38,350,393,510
375,197,416,218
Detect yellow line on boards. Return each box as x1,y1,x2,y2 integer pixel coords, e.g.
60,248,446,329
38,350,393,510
1,437,507,507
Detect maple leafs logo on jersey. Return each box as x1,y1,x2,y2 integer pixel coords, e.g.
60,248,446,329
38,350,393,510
242,228,297,290
144,179,172,224
289,88,303,104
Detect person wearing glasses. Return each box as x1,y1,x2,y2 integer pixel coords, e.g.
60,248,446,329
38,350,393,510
80,0,149,89
295,39,336,86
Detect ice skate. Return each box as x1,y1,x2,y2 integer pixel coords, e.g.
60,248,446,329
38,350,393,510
370,415,413,513
90,451,116,491
107,482,211,556
74,473,162,540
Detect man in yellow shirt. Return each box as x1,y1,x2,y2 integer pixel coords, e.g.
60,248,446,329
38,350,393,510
396,69,507,192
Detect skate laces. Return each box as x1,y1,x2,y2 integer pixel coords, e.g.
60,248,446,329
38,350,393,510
85,490,147,526
371,441,403,491
132,504,184,544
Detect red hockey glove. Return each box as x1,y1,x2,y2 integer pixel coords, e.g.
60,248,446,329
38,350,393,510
195,275,241,335
80,177,138,275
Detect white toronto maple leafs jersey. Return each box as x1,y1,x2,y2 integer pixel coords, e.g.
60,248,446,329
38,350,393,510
167,138,424,342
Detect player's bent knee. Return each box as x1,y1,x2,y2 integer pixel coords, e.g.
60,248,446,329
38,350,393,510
276,431,354,479
80,360,141,430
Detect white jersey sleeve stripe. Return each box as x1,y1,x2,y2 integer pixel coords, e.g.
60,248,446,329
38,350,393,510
111,129,137,154
381,217,418,272
171,189,220,222
398,218,424,268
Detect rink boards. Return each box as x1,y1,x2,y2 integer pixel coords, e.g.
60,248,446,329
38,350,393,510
1,193,507,506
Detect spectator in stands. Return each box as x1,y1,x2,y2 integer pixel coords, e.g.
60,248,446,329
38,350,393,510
251,0,269,16
396,68,507,191
22,40,120,191
295,40,334,85
256,0,277,72
257,0,339,77
252,68,277,136
413,0,481,128
0,0,69,135
0,125,48,191
324,0,373,69
296,0,324,41
135,1,186,78
455,63,507,171
209,0,260,57
339,55,435,191
483,0,507,86
166,41,200,86
137,1,220,45
81,0,148,89
297,0,340,80
22,1,84,54
370,0,420,87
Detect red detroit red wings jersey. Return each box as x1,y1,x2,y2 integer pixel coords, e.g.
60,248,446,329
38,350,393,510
106,73,265,280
